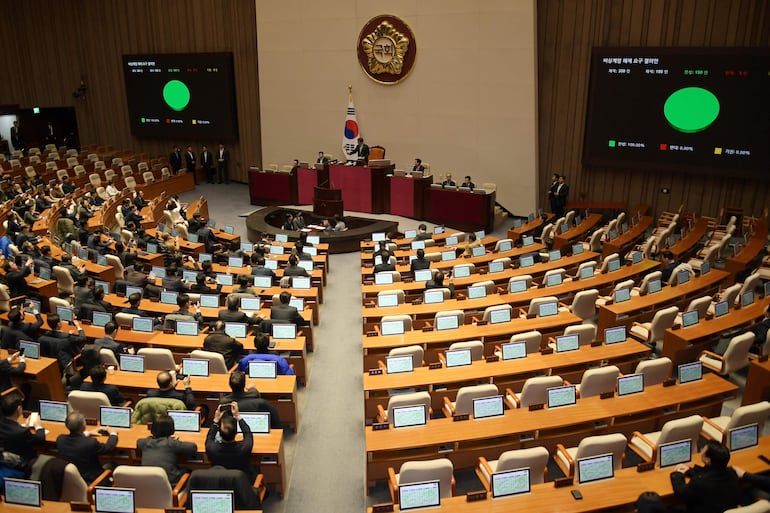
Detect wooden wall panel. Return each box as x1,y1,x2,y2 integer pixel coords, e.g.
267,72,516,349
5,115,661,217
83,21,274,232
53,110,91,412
0,0,260,182
537,0,770,219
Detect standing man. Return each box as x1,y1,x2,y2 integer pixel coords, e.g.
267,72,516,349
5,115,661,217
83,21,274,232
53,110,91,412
412,158,425,172
10,120,21,151
354,137,369,165
45,121,56,145
184,145,197,185
316,151,328,164
169,146,182,175
200,145,214,183
547,173,560,214
217,143,230,184
554,174,569,218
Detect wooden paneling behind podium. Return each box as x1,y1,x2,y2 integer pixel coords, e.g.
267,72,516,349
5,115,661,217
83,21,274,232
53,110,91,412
538,0,770,217
0,0,261,183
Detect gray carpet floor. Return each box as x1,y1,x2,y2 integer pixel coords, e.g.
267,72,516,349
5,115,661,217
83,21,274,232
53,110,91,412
181,182,759,513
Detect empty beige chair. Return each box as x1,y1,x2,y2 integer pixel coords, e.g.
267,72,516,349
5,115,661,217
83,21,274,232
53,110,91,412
739,272,762,298
639,235,656,259
476,447,550,491
584,229,604,252
48,151,60,160
509,330,543,354
96,187,109,201
386,345,424,368
490,256,511,269
564,324,597,346
121,164,133,177
9,158,21,169
137,348,176,370
28,147,41,156
575,365,620,398
600,253,621,273
161,167,171,179
138,162,149,172
87,153,98,162
553,216,566,235
508,274,533,292
124,176,137,191
60,463,105,502
74,165,86,177
575,261,598,280
377,289,405,305
423,288,451,301
24,166,36,179
0,284,12,312
554,433,627,478
698,332,754,375
669,263,695,285
632,270,663,296
66,156,79,168
433,310,464,329
526,296,560,316
505,376,564,409
89,173,101,188
67,390,111,419
539,223,554,244
701,401,770,444
143,171,155,184
104,169,115,182
52,265,75,296
482,304,512,323
443,383,498,417
543,268,568,286
679,295,712,322
388,458,455,504
104,254,125,280
115,312,138,327
446,340,484,361
570,289,599,322
190,350,228,373
113,466,187,508
708,283,741,315
95,161,106,171
56,168,69,181
629,414,703,463
634,357,673,386
380,314,412,333
48,296,72,314
629,305,679,348
100,348,119,367
688,243,720,273
377,391,432,424
494,238,513,252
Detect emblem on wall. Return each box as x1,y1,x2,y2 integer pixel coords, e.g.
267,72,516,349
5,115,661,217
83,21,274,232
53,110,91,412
358,15,417,85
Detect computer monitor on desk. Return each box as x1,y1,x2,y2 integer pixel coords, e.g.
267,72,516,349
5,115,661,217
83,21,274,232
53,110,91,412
604,326,627,344
577,453,614,484
472,395,504,419
491,468,530,498
729,423,759,451
386,355,414,374
399,481,440,511
547,385,576,408
392,404,427,429
658,439,691,468
445,348,472,367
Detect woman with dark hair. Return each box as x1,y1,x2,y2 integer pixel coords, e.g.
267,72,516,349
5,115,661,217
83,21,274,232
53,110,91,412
136,413,198,485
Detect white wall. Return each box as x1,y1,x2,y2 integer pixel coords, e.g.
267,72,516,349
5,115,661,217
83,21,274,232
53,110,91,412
256,0,538,214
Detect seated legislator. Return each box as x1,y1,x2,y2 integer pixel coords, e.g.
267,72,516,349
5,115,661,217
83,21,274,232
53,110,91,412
0,352,27,394
1,305,43,349
316,151,329,164
461,175,476,190
441,173,457,188
219,371,281,429
669,440,739,513
660,250,678,284
163,293,203,329
425,271,455,298
283,255,309,278
236,333,294,376
94,322,134,361
137,413,198,487
410,249,431,273
80,366,127,406
415,223,432,241
374,250,396,274
231,275,257,296
250,255,276,282
412,158,425,172
189,272,222,294
270,291,309,327
204,321,245,369
462,233,481,257
0,390,45,467
39,314,87,376
55,411,118,482
121,292,150,317
146,371,195,410
3,257,34,299
206,402,258,482
219,295,264,327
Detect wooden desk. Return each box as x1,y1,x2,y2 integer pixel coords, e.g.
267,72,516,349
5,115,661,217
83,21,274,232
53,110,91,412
603,216,653,257
726,219,768,279
3,504,261,513
743,357,770,405
388,175,433,219
426,187,496,233
361,312,582,370
100,370,299,432
362,339,650,418
328,164,390,213
597,270,729,333
359,236,500,264
367,436,770,513
364,373,737,488
662,297,770,366
0,349,65,401
551,214,603,254
40,419,286,497
248,168,297,205
507,214,555,242
669,217,708,260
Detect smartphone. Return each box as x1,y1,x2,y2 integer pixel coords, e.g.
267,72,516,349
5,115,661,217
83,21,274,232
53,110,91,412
219,403,233,414
571,490,583,500
17,347,25,356
176,373,187,380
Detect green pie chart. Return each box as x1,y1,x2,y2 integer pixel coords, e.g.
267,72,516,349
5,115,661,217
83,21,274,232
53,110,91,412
163,80,191,111
663,87,720,133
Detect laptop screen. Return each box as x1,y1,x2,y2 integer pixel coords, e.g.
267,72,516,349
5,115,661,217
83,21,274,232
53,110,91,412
119,354,145,373
94,280,111,295
224,322,247,339
147,243,158,254
199,253,212,263
445,348,472,367
549,250,561,262
615,288,631,303
100,406,131,429
248,361,277,379
386,355,414,374
411,240,425,250
298,260,313,272
188,233,200,243
93,311,112,327
167,410,201,432
269,245,284,255
252,276,272,288
491,468,530,499
556,334,579,352
39,400,68,422
228,256,243,268
200,294,220,308
381,320,405,336
160,291,178,305
678,362,703,384
224,225,235,235
414,269,433,282
647,279,662,294
617,373,644,396
498,240,513,252
216,273,233,286
189,491,234,513
264,259,278,270
729,423,759,451
441,250,456,261
293,277,311,289
240,242,254,252
546,273,562,287
182,358,209,377
714,300,729,318
377,294,399,308
489,308,511,324
741,291,754,307
547,385,576,408
521,236,534,247
682,310,699,327
372,232,386,242
19,340,40,359
392,404,427,429
577,453,614,484
436,315,460,331
453,265,471,278
151,266,166,278
240,297,261,311
183,270,198,282
472,245,486,257
424,289,445,304
580,266,595,280
632,251,643,264
132,317,154,333
4,478,42,508
677,269,691,284
501,341,527,360
306,235,320,245
475,231,485,240
126,286,143,298
176,320,199,336
513,218,523,228
608,259,621,272
509,279,528,293
238,412,271,434
659,439,692,468
560,223,569,234
57,306,73,322
445,236,458,246
488,261,505,273
604,326,626,344
519,255,535,268
95,487,135,513
538,302,558,317
572,244,584,255
472,395,504,419
404,230,417,239
272,324,297,339
39,267,51,280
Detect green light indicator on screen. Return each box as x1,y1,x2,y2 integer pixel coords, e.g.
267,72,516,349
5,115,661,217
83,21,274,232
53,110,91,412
163,80,191,112
663,87,720,133
141,117,146,123
608,140,616,147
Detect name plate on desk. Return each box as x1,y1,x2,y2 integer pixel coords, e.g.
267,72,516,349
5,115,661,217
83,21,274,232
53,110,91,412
368,368,383,375
528,403,545,411
476,320,488,326
540,347,554,355
466,491,488,502
554,477,574,488
372,504,394,513
637,462,655,472
364,302,375,308
412,299,423,305
70,502,91,512
453,414,470,422
366,331,378,337
600,391,614,399
372,422,389,431
662,377,676,387
590,340,603,347
456,295,466,301
479,269,487,275
486,355,499,363
429,362,442,370
422,326,434,332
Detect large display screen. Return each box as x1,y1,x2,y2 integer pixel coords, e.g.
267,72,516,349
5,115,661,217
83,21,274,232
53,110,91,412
583,48,770,178
122,52,238,139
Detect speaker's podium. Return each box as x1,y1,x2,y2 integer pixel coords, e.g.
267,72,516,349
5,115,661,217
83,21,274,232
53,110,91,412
313,186,343,218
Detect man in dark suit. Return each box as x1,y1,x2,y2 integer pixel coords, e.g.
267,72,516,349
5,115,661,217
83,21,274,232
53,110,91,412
206,402,258,481
3,257,33,299
250,255,275,282
374,250,396,274
659,250,678,284
547,173,560,214
219,371,281,428
316,151,328,164
270,291,309,327
441,173,457,188
1,305,43,349
80,366,126,406
410,249,431,272
412,158,425,172
184,145,197,185
200,145,214,184
56,411,118,482
10,120,21,151
169,146,182,174
554,174,569,217
203,321,244,369
282,255,308,278
39,314,87,377
216,143,230,184
670,440,739,513
415,223,432,241
0,391,45,466
146,371,195,410
94,322,133,361
218,295,263,327
354,137,369,165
